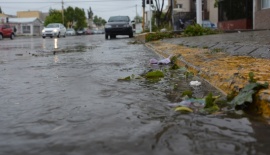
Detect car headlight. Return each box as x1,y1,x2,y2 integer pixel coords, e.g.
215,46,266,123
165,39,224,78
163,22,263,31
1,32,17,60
42,29,45,33
105,25,112,28
53,29,59,32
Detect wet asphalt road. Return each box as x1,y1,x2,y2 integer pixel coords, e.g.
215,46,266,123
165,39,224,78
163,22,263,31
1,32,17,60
0,35,270,155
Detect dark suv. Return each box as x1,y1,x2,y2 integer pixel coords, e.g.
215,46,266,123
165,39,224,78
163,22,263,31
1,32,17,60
0,24,15,40
104,16,133,39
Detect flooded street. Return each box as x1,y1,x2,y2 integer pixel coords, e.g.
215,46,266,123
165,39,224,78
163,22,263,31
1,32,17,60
0,35,270,155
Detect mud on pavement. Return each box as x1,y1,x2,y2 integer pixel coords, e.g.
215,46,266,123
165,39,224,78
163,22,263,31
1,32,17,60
144,40,270,117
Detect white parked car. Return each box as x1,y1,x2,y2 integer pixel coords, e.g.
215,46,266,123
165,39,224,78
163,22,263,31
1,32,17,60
42,23,66,38
66,28,76,36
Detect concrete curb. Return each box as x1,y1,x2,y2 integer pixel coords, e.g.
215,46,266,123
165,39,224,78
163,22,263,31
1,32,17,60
135,34,270,117
145,42,228,97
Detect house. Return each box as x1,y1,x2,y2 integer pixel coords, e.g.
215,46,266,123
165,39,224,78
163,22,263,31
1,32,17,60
254,0,270,29
8,17,44,36
171,0,217,30
1,10,48,36
217,0,253,30
0,13,16,23
207,0,218,26
217,0,270,30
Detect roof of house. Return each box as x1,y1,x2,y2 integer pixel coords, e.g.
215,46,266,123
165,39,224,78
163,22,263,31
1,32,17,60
8,17,43,23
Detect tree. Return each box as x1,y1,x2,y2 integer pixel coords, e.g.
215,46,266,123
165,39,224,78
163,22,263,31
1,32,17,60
64,6,75,28
44,6,87,30
0,7,2,13
73,7,87,29
93,15,106,27
44,9,62,26
152,0,171,27
87,7,93,19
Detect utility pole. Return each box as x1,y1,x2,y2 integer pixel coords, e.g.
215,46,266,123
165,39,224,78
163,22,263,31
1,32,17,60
142,0,145,32
136,5,138,16
149,2,152,32
62,0,64,25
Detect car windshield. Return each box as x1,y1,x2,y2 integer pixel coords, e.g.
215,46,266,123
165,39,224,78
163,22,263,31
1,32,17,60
108,16,129,22
47,24,59,28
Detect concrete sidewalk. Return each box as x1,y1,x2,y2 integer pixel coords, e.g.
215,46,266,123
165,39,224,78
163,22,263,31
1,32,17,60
137,30,270,117
163,30,270,59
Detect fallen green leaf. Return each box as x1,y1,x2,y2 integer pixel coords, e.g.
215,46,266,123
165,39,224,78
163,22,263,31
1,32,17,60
230,82,269,110
175,106,193,113
202,105,220,114
145,70,164,78
204,93,214,109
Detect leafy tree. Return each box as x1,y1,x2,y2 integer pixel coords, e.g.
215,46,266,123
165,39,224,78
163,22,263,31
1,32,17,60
44,6,87,30
152,0,171,27
64,6,75,28
73,7,87,29
93,15,106,26
44,9,62,26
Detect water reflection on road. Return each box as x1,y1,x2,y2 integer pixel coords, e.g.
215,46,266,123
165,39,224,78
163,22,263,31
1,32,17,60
0,35,269,155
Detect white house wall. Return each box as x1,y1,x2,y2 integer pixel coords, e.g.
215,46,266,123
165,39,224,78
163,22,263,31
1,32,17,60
9,18,43,36
175,0,191,12
207,0,218,25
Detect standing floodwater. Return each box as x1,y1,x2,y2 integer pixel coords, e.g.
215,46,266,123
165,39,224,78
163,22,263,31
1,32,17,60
0,35,269,155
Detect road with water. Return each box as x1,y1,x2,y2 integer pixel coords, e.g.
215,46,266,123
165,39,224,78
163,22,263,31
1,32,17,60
0,35,269,155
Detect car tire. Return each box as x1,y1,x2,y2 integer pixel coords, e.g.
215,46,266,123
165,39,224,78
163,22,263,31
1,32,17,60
129,33,133,38
42,36,46,39
105,34,108,39
50,36,53,38
10,33,15,40
57,33,60,38
0,34,3,40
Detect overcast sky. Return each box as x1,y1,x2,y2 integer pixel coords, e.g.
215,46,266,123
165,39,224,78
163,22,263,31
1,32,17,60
0,0,168,21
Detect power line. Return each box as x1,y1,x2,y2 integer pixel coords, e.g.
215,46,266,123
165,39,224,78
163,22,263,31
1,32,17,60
93,6,135,12
0,0,138,3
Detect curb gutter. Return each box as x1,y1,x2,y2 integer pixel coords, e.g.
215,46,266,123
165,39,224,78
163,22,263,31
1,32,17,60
135,34,270,117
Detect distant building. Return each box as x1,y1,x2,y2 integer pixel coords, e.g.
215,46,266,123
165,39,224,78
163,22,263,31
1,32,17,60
9,18,43,36
17,11,48,21
0,13,16,18
0,13,16,23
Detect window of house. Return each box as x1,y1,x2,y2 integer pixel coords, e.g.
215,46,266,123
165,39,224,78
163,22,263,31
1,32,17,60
22,25,31,34
177,4,183,9
262,0,270,9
